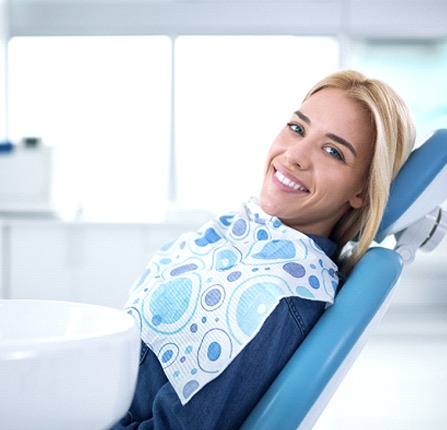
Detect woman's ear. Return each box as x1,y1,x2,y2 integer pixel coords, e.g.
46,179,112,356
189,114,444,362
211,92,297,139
349,188,368,209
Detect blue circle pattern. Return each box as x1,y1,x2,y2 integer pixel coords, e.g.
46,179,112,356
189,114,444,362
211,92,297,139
125,199,338,405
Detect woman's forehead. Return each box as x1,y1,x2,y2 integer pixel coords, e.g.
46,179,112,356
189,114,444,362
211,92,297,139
298,88,374,155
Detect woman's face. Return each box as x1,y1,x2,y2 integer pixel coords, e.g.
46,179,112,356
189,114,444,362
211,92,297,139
260,87,374,237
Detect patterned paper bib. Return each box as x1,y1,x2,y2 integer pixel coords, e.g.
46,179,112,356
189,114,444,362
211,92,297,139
125,198,339,405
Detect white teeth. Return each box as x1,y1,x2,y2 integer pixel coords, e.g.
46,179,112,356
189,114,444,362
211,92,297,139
275,171,308,191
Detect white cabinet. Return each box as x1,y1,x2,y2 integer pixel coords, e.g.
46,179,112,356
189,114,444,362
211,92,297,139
8,223,71,301
1,220,198,309
1,219,446,309
0,147,53,213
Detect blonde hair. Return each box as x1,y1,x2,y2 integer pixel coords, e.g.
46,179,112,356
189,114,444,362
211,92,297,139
304,70,416,274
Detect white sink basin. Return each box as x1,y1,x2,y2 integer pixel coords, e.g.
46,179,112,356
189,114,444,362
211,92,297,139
0,300,140,430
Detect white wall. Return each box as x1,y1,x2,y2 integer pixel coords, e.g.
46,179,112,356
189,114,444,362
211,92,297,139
0,0,9,140
7,0,447,39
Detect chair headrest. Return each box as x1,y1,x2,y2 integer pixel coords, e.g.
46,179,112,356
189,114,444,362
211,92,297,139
376,129,447,242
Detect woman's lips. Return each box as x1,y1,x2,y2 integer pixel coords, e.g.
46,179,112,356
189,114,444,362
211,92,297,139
274,169,309,192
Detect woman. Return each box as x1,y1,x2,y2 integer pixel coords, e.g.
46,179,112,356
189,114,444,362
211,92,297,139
262,70,415,273
111,70,415,429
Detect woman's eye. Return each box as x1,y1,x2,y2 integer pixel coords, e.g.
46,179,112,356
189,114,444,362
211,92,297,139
324,146,345,161
287,122,304,136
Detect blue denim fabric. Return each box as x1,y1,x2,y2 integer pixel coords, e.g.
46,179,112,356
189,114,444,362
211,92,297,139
109,235,334,429
110,297,325,430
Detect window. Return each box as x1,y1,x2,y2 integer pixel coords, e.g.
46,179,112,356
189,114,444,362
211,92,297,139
8,35,339,221
347,39,447,145
174,36,339,215
8,36,172,221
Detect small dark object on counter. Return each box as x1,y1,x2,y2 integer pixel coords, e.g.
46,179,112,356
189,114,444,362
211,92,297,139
22,137,42,148
0,140,14,153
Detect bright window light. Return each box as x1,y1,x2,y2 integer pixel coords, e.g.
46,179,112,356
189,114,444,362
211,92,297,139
8,36,172,221
175,36,339,215
8,35,339,221
347,40,447,144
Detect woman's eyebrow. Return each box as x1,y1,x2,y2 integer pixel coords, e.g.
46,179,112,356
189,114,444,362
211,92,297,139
294,110,357,157
327,133,358,157
294,110,311,124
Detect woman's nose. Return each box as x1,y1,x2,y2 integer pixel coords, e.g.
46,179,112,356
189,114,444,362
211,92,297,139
284,137,313,169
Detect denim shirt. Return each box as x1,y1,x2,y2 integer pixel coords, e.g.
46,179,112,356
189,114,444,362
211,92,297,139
110,235,336,430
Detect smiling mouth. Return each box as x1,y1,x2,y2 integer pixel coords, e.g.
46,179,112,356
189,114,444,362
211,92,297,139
275,170,309,192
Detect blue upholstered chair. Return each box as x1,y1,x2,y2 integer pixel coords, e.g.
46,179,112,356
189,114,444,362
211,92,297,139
242,129,447,430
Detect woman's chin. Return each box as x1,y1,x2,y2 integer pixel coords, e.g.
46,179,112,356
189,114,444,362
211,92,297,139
259,196,281,218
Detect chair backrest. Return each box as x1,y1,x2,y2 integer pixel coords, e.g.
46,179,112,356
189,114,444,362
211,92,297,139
241,129,447,430
377,129,447,241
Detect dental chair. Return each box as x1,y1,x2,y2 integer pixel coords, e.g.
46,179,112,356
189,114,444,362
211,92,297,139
242,129,447,430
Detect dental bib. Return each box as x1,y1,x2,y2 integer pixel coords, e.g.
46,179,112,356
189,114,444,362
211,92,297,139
125,198,339,405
